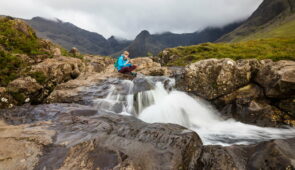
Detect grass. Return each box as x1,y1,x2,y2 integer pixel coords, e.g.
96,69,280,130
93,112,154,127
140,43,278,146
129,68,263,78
159,38,295,66
0,17,79,87
238,19,295,42
0,50,24,86
0,17,43,55
29,71,47,85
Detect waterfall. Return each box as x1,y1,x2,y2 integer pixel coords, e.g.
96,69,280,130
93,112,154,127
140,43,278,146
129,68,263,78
92,77,295,146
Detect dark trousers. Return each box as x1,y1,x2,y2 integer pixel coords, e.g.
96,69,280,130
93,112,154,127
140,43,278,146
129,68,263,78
119,65,137,73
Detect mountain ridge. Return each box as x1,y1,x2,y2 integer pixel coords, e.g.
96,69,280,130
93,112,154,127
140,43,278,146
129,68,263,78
25,17,132,55
113,22,242,57
24,16,242,57
217,0,295,42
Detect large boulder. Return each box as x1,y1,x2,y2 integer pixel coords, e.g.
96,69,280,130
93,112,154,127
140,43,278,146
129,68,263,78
0,104,203,170
214,84,294,127
131,57,171,76
84,55,115,73
1,104,295,170
7,76,42,104
0,120,55,170
179,58,260,100
197,138,295,170
278,98,295,117
255,60,295,98
31,56,85,84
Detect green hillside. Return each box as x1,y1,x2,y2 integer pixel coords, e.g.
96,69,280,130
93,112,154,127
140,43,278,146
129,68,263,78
237,17,295,42
0,16,63,86
158,38,295,66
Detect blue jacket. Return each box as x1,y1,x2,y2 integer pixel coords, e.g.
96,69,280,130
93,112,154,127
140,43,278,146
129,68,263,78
116,55,131,71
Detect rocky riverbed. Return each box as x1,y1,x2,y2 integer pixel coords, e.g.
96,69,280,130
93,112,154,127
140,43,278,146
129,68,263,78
0,56,295,170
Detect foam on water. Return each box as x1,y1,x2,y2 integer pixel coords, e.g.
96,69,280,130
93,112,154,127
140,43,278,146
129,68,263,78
92,77,295,146
137,82,295,146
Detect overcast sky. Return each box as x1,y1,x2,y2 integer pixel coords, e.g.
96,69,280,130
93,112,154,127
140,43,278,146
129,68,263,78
0,0,263,39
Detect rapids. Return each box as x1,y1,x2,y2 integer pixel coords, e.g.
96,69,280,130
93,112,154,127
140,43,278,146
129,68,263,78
91,76,295,146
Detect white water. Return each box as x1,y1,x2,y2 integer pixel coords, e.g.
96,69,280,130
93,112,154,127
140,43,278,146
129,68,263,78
93,78,295,146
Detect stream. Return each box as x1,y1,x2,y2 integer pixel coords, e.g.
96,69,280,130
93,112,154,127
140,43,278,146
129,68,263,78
86,76,295,146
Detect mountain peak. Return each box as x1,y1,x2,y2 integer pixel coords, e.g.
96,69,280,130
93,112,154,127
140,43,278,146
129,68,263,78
137,30,151,37
31,16,63,23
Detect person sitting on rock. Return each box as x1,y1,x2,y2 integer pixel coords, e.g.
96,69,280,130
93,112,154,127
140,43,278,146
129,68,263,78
115,51,137,76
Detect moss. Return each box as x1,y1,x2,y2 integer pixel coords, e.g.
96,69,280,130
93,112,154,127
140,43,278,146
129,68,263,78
29,71,47,85
61,47,70,56
0,17,43,55
160,38,295,66
0,50,24,86
10,92,26,104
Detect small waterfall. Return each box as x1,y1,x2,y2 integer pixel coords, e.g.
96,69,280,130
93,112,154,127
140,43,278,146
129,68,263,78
137,82,295,146
92,77,295,146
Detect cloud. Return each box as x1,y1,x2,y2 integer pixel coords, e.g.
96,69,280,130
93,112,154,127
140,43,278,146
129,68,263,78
0,0,263,39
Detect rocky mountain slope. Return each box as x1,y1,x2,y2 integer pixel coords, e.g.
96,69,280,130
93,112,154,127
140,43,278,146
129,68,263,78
25,17,241,57
114,22,242,57
218,0,295,42
25,17,132,55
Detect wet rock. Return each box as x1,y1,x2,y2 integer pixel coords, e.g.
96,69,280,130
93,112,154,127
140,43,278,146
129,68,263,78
46,72,133,104
255,60,295,98
0,104,203,170
278,98,295,117
245,138,295,169
197,138,295,170
196,145,245,170
214,84,295,127
56,114,202,170
180,59,259,100
0,120,55,170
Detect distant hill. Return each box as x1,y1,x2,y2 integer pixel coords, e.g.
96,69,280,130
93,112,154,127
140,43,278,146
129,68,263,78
25,17,131,55
116,22,242,57
25,17,242,57
217,0,295,42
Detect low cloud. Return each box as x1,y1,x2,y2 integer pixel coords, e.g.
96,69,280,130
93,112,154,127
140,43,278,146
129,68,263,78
0,0,263,39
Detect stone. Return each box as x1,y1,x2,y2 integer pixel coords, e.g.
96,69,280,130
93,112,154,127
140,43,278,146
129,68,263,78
255,60,295,98
7,77,42,95
0,120,55,170
52,47,61,57
197,138,295,170
131,57,171,76
69,47,80,56
278,98,295,117
0,87,6,94
84,55,115,73
31,56,85,84
214,84,294,127
0,104,203,170
46,72,133,104
179,58,259,100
